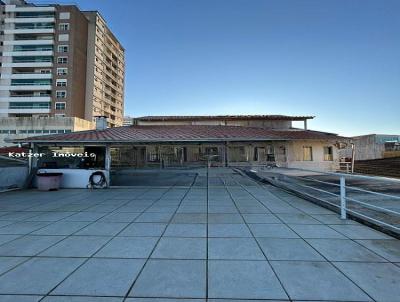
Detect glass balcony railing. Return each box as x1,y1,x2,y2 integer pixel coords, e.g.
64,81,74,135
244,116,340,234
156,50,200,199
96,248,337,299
14,25,54,30
9,102,51,109
16,12,55,18
14,45,53,52
12,56,53,63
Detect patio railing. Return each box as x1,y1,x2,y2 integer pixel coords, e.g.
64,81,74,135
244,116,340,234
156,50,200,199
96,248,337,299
249,166,400,235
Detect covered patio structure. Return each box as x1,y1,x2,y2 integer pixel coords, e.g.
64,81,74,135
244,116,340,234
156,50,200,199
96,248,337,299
14,124,346,188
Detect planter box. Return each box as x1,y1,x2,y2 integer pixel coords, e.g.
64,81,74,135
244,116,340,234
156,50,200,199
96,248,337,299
36,172,63,191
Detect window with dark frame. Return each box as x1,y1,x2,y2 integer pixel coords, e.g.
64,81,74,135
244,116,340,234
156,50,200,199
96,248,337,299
303,146,313,161
323,146,334,161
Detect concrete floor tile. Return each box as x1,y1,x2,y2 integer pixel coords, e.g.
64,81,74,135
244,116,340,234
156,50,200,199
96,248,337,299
171,213,207,224
355,239,400,262
177,205,207,213
63,212,106,222
0,221,50,235
0,235,65,256
208,238,265,260
32,221,90,236
276,213,321,224
208,260,287,299
130,259,206,298
257,238,324,261
95,236,158,258
289,224,346,239
98,212,140,222
40,236,110,257
208,206,238,214
311,214,360,225
329,225,393,240
208,300,284,302
242,213,281,223
42,296,122,302
271,261,372,301
0,295,42,302
0,258,85,295
307,239,387,262
135,212,173,223
208,214,244,224
164,223,206,237
0,234,21,245
119,223,166,237
152,237,206,259
0,212,44,221
237,207,270,214
334,262,400,302
126,299,204,302
248,224,299,238
52,258,145,296
208,224,252,237
0,257,28,275
0,221,15,228
74,222,128,236
26,212,76,222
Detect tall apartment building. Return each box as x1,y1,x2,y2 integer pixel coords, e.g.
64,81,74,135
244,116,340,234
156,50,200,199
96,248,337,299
0,0,124,128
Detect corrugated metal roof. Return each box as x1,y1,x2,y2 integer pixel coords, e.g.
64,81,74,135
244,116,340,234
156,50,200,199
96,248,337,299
14,125,344,144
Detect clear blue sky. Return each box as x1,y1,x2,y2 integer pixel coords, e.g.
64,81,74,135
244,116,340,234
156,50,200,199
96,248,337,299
37,0,400,136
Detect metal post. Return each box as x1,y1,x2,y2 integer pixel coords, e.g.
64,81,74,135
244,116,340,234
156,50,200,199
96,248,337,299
351,143,355,174
340,176,347,219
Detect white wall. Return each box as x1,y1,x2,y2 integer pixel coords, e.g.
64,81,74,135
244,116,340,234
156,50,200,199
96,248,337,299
285,140,339,172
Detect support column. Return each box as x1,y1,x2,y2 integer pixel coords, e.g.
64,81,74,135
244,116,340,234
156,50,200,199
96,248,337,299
105,145,111,171
105,145,111,187
224,142,229,167
31,143,39,172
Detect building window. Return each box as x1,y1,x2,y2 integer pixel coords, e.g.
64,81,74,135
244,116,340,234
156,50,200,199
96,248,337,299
324,146,334,161
58,34,69,42
56,90,67,98
58,23,70,31
55,102,66,110
56,79,67,87
59,12,70,19
57,68,67,75
57,45,69,53
229,146,246,162
303,146,313,161
57,57,68,64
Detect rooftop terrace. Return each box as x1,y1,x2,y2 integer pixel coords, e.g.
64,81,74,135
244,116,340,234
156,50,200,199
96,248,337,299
0,168,398,301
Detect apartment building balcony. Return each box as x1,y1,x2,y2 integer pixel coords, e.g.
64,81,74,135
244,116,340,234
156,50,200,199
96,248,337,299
0,96,51,103
4,28,55,35
0,108,51,114
4,17,55,24
0,85,52,91
3,51,53,57
5,5,55,13
2,62,53,68
1,73,52,80
3,39,54,46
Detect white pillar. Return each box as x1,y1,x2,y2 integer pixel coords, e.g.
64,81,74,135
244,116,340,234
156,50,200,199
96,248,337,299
105,145,111,171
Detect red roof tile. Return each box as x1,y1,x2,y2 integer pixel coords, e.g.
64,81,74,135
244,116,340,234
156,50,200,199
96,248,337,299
0,146,29,154
136,115,314,121
14,125,345,144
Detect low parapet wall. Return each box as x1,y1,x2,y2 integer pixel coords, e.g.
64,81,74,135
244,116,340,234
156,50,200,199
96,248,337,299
0,166,28,191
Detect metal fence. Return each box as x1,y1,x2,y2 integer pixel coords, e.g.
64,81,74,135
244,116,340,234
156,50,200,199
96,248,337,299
250,166,400,234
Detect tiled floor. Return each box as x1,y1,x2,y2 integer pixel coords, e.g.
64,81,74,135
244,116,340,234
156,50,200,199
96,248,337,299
0,168,399,301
